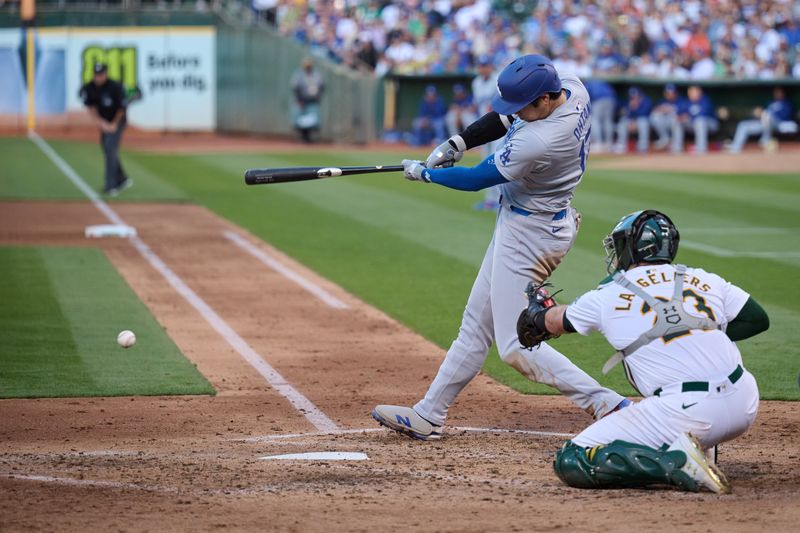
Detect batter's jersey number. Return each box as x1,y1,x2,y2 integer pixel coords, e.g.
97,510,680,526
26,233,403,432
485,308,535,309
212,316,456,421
82,45,138,89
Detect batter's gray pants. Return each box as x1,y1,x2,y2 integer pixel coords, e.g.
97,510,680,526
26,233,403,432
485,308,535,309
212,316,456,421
101,122,127,191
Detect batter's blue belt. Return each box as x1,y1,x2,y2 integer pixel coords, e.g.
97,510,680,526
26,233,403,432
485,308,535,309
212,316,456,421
508,204,569,220
652,364,744,397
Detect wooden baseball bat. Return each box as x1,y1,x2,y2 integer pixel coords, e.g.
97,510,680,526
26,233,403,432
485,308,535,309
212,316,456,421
244,165,404,185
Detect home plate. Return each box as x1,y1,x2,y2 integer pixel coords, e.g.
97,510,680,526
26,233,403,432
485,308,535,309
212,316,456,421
259,452,368,461
85,224,137,238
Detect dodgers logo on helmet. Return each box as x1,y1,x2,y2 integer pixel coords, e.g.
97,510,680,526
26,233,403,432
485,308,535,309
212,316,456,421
491,54,562,115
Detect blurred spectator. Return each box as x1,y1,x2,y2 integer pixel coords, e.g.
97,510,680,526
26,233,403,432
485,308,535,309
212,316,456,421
614,87,653,154
471,55,501,211
355,39,378,72
291,57,324,143
253,0,278,25
445,84,478,136
672,85,718,154
650,83,684,150
585,79,616,153
593,40,626,75
689,47,715,79
728,87,797,153
471,56,497,117
271,0,800,79
409,84,447,146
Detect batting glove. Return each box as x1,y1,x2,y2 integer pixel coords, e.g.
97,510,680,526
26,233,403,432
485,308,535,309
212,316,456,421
402,159,432,183
425,136,465,168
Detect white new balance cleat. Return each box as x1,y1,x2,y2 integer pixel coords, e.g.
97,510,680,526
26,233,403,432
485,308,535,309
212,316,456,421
371,405,442,441
668,432,731,494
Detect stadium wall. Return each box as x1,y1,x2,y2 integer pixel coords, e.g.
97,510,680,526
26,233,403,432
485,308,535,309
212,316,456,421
0,7,380,141
215,24,379,144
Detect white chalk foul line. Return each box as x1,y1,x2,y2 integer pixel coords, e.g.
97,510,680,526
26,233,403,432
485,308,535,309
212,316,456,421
233,426,571,443
2,473,165,492
223,230,348,310
29,131,339,434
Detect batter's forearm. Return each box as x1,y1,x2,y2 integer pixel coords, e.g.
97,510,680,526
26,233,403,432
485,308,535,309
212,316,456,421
454,111,513,151
428,155,508,191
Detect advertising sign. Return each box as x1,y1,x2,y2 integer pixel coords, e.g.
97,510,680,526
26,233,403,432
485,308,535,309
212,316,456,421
0,26,216,130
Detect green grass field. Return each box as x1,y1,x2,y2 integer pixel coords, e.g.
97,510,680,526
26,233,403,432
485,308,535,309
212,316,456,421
1,135,798,399
0,245,213,398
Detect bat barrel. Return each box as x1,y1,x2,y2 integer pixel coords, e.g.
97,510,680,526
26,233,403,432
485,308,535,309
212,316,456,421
244,167,323,185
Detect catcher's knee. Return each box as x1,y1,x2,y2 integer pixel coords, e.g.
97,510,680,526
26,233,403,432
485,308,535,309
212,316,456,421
553,440,693,490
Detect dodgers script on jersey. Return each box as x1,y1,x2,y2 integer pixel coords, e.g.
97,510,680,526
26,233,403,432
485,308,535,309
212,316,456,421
566,263,751,396
494,73,591,213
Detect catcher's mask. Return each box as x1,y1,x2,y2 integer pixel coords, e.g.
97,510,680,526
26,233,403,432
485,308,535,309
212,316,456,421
603,210,679,274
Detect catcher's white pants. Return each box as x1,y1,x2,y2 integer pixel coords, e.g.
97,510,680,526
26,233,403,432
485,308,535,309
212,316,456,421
414,204,624,426
572,369,759,450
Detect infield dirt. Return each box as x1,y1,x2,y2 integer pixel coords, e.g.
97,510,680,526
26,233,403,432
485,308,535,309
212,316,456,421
1,200,798,532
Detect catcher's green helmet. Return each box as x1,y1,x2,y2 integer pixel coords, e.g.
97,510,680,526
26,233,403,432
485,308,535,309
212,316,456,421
603,210,680,274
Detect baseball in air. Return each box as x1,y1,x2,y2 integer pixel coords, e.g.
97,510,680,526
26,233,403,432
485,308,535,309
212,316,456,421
117,330,136,348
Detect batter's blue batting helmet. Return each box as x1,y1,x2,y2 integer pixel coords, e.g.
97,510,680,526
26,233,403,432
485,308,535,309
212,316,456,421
491,55,561,115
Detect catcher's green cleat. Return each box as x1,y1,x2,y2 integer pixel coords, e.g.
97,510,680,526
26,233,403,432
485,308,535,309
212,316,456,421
553,439,700,492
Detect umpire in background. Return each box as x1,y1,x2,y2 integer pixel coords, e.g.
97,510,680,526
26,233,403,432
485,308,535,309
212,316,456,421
79,63,132,195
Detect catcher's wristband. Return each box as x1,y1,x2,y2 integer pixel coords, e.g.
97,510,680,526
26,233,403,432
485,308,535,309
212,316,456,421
532,308,550,336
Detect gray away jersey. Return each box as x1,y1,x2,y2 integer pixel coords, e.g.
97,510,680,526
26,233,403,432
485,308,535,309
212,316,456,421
493,73,592,213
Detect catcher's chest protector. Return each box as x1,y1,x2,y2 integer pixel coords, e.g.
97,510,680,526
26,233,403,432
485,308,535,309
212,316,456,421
602,264,720,374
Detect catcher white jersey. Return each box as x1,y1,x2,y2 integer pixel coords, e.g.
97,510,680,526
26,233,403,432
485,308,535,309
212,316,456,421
495,73,591,213
566,263,750,396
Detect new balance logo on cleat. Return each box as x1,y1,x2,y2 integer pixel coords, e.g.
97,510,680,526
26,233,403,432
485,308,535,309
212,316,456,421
395,415,412,427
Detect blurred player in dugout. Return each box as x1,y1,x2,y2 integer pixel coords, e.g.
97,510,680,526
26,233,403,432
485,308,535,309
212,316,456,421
79,63,133,196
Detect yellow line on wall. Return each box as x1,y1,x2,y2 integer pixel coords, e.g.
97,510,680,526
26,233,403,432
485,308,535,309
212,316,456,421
26,27,35,132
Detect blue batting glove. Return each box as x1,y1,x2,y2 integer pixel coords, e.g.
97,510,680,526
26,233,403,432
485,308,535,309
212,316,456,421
402,159,432,183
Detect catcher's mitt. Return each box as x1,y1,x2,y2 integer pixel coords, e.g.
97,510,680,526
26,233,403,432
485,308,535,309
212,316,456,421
517,281,562,349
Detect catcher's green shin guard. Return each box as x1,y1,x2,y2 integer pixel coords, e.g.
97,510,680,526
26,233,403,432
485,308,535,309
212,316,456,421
553,440,698,491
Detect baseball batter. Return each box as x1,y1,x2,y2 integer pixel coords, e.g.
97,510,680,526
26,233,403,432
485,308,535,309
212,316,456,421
516,210,769,493
372,55,627,440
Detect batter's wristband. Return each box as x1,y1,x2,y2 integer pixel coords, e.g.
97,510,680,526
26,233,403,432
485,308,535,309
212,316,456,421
449,135,467,152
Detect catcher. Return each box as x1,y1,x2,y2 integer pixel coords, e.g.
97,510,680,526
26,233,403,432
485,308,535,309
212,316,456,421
517,210,768,493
